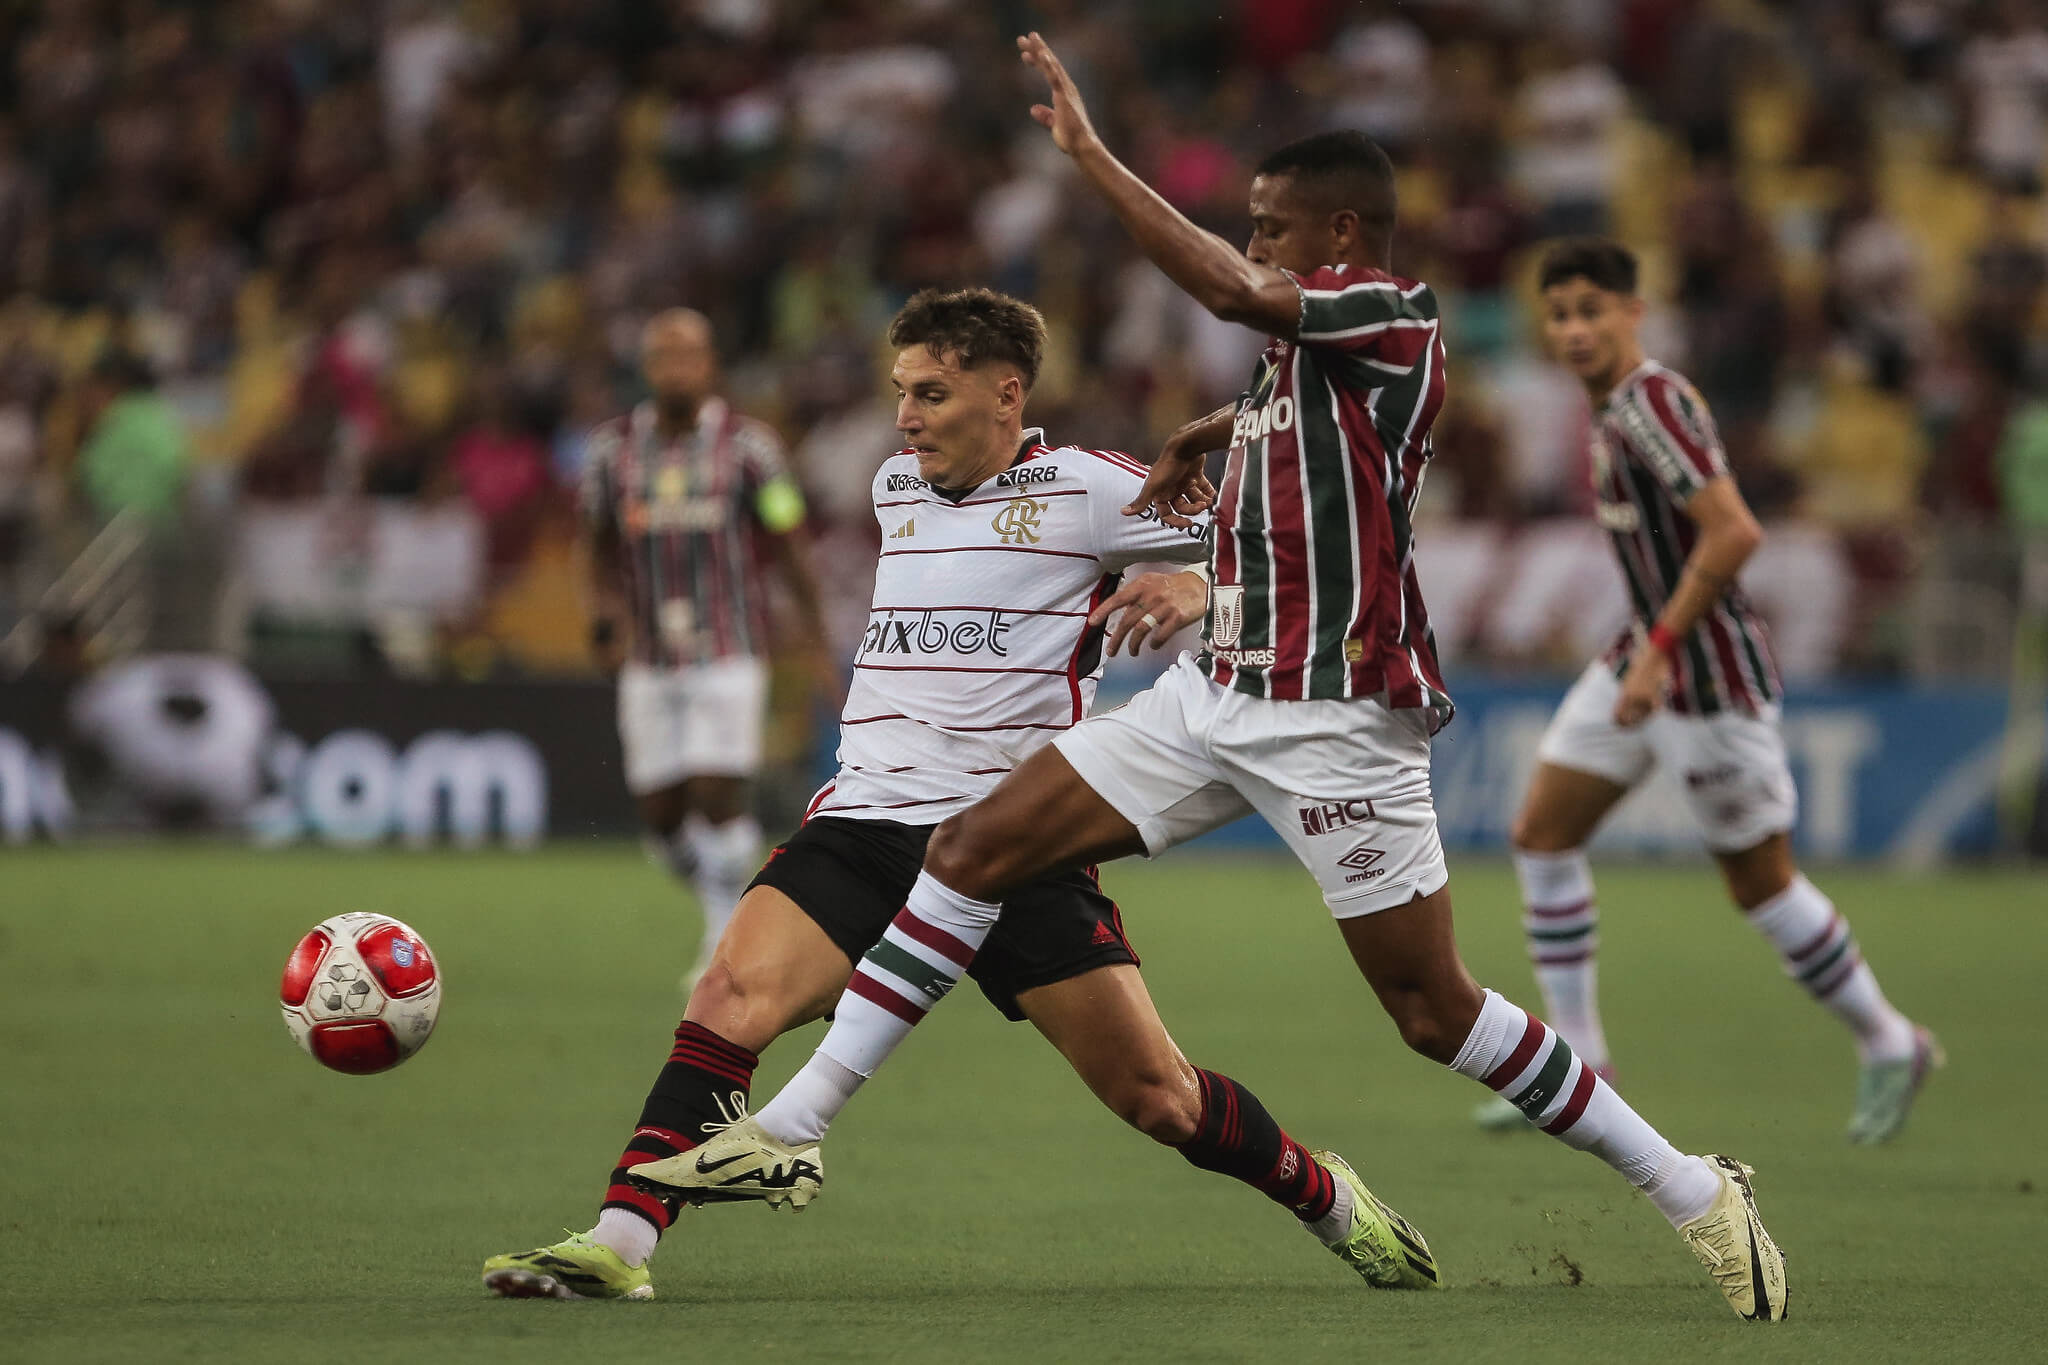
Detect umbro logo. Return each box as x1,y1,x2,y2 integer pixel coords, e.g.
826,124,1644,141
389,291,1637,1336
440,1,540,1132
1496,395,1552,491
1336,843,1386,885
889,518,916,539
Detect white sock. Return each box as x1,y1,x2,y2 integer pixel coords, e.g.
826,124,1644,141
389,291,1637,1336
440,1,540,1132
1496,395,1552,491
1513,848,1611,1073
751,1053,863,1146
753,870,1000,1144
1745,875,1915,1062
1303,1172,1356,1247
684,814,760,952
590,1206,660,1268
1450,988,1721,1228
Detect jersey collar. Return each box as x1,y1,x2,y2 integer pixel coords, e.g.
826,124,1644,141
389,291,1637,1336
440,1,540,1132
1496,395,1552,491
927,428,1048,503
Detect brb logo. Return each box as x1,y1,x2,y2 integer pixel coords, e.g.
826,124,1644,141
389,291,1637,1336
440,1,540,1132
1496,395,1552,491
1297,798,1376,837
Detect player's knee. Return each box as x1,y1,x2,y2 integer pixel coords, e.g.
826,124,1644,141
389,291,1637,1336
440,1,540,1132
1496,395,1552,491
1106,1072,1200,1145
1509,809,1573,854
1380,987,1474,1065
683,952,788,1043
924,813,1011,900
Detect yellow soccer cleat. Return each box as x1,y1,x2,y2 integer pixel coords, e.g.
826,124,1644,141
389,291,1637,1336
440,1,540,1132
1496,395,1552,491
482,1231,653,1300
1313,1151,1442,1289
628,1116,823,1209
1678,1155,1787,1321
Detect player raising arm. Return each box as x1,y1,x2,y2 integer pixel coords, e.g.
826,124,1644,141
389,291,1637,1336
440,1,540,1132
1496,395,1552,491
632,35,1788,1322
1472,238,1936,1142
483,287,1439,1301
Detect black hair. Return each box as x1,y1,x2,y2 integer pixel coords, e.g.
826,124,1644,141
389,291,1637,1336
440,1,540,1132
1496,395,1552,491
888,287,1045,389
1538,237,1639,295
1254,131,1397,242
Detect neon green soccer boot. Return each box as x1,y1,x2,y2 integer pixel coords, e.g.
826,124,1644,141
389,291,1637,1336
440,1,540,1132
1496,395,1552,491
1312,1151,1442,1289
482,1231,653,1300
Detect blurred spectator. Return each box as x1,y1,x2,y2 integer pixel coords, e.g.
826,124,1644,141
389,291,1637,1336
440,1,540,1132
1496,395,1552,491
1513,37,1627,238
74,351,190,529
1958,0,2048,195
450,376,551,574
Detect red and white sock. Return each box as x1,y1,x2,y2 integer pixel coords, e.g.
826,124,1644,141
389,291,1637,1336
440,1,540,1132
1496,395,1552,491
1451,989,1721,1227
1513,848,1611,1075
1746,875,1915,1062
754,871,998,1145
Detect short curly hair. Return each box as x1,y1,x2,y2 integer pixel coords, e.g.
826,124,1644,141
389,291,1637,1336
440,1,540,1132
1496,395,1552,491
887,287,1046,390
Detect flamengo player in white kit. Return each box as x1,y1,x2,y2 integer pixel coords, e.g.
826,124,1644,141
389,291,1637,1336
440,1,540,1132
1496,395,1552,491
1471,238,1937,1143
583,310,832,987
638,35,1790,1322
485,288,1442,1301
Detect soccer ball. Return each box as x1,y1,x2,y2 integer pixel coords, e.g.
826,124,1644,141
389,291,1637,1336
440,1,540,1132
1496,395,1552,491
280,913,441,1074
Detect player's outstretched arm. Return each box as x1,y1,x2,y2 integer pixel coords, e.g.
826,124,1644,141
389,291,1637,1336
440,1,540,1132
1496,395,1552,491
1614,475,1763,726
1018,32,1298,338
1125,402,1232,521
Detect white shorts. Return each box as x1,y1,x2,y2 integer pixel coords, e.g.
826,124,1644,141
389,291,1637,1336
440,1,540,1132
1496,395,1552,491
1535,661,1798,853
616,657,769,795
1054,654,1449,917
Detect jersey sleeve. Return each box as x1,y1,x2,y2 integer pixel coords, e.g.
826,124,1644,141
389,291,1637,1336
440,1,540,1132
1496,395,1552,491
1287,266,1441,389
1083,454,1214,573
579,422,621,532
734,419,807,534
1614,372,1729,502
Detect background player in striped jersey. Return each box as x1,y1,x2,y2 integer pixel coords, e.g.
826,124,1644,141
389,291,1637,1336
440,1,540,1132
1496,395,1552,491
1472,239,1938,1143
582,310,834,988
485,287,1440,1300
644,34,1788,1322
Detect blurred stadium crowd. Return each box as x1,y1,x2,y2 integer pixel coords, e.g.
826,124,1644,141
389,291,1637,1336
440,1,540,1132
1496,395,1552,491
1,0,2046,690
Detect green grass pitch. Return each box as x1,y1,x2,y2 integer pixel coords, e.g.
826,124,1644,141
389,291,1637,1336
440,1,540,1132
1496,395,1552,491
4,845,2041,1363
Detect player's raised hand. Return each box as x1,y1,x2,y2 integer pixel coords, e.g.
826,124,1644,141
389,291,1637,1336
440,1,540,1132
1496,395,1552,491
1017,32,1099,157
1123,446,1215,526
1089,569,1210,657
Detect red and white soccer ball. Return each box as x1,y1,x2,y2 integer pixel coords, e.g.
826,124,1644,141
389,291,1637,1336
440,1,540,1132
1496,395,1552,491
280,913,441,1074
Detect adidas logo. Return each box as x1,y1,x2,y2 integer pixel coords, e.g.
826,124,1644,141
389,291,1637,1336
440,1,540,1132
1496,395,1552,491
1088,921,1120,947
889,518,916,539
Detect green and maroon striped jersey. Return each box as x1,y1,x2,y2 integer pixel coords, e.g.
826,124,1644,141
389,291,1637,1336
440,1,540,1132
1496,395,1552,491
1589,360,1780,714
1203,265,1451,718
582,398,805,668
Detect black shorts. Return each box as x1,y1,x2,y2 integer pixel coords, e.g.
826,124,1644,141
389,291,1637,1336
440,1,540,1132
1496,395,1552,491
747,815,1138,1022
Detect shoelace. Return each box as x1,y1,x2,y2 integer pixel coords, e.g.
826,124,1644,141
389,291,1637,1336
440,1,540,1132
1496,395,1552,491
697,1089,751,1140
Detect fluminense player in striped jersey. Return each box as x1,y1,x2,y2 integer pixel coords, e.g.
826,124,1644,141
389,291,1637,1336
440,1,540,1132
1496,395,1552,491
631,34,1789,1323
582,310,834,989
1471,239,1937,1143
484,287,1442,1301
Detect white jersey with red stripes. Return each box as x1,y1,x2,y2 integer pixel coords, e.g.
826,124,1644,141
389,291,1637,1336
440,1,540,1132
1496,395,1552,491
816,429,1210,823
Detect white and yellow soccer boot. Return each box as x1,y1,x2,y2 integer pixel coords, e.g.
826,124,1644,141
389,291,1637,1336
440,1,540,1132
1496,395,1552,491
1677,1155,1788,1321
628,1116,823,1209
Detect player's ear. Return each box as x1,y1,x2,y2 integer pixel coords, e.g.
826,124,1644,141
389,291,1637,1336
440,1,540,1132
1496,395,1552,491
997,371,1024,418
1626,294,1647,327
1329,208,1359,253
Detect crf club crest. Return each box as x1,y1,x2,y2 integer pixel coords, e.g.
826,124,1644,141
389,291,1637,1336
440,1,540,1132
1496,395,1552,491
1210,585,1245,647
990,498,1045,544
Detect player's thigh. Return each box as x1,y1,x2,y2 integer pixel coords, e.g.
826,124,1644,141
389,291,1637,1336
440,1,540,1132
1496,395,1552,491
635,782,692,836
1525,663,1655,833
1655,706,1799,860
709,816,928,1047
1015,964,1199,1139
617,661,696,800
1511,762,1632,852
927,743,1155,900
1222,695,1448,920
684,885,854,1051
674,656,769,781
683,774,751,824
